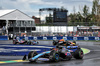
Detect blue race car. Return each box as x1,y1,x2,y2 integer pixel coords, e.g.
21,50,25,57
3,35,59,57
13,39,27,45
23,46,72,62
67,46,83,59
53,40,84,59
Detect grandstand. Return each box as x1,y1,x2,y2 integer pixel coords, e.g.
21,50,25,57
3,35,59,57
0,9,35,36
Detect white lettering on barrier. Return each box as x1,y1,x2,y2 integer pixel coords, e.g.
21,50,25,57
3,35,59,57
95,37,99,41
63,37,67,40
43,37,47,40
16,37,19,40
73,37,77,40
84,37,89,40
53,37,57,40
25,37,28,40
34,37,37,40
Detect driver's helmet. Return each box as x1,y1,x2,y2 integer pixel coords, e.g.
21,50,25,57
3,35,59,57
71,43,76,45
59,39,65,42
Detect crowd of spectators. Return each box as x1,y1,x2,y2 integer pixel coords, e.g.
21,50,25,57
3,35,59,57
29,31,100,37
2,31,100,38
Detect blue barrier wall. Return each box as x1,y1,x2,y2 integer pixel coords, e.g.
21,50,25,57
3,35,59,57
0,36,8,40
0,44,55,56
16,36,100,41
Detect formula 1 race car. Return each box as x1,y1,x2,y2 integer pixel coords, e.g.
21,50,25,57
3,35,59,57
13,39,39,45
13,39,27,44
23,46,72,62
67,46,83,59
53,40,83,59
53,40,76,46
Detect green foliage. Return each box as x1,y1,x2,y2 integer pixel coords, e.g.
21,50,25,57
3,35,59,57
92,0,99,15
83,5,89,18
68,0,100,26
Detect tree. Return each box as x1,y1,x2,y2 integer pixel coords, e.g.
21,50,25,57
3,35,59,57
68,0,100,26
83,5,89,22
92,0,99,22
76,12,83,22
92,0,99,15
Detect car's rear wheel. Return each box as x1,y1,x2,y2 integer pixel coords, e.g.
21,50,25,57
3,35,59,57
37,42,39,44
13,40,15,44
24,41,27,45
74,49,83,59
28,41,31,45
15,42,19,44
53,40,58,45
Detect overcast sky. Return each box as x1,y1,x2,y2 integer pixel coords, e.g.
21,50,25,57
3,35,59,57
0,0,94,20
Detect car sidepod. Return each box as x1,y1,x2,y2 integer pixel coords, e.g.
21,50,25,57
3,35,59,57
65,52,72,60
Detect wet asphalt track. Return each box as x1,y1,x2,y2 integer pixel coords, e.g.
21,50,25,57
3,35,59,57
0,40,100,66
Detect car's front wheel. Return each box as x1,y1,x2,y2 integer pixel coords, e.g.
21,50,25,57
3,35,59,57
74,49,84,59
28,51,38,62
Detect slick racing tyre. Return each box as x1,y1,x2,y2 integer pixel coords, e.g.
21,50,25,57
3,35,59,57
53,40,58,45
15,42,19,45
27,41,31,45
49,50,60,62
28,51,38,62
13,40,15,44
37,42,39,44
74,49,84,59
